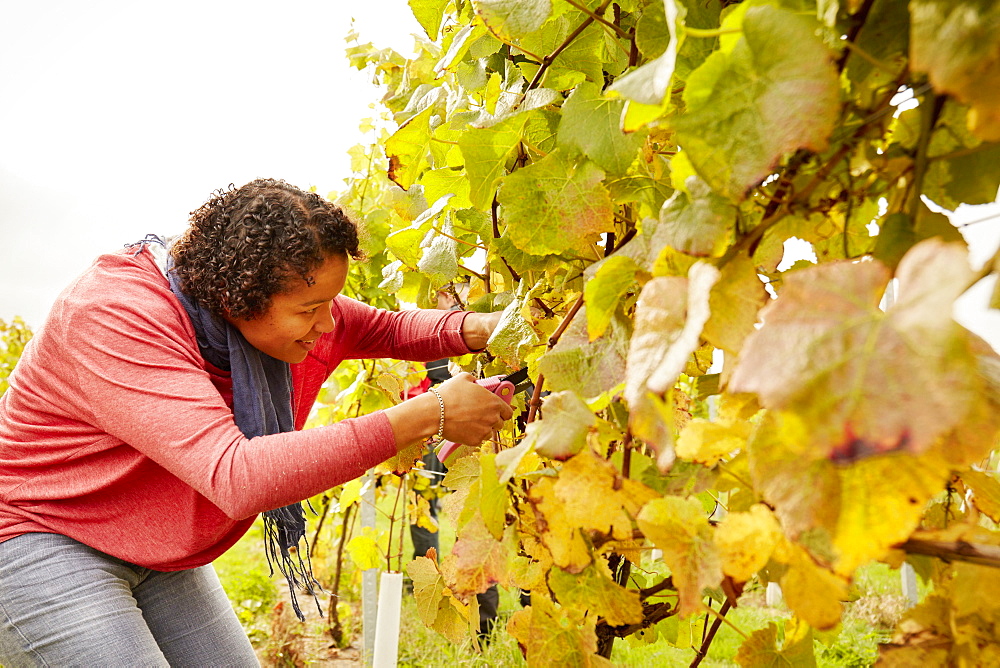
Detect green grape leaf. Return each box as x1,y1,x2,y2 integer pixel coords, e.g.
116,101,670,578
844,0,909,86
498,152,614,256
605,155,674,213
637,496,723,616
408,554,474,644
421,168,473,210
539,307,630,398
522,391,597,460
585,255,640,341
735,619,816,668
386,105,435,190
635,0,670,61
478,454,508,539
557,81,647,177
507,595,613,667
408,0,450,41
458,113,530,209
624,264,719,468
674,5,839,200
911,0,1000,141
486,282,542,366
436,24,488,74
518,16,605,89
730,239,978,457
655,175,737,257
417,215,460,286
609,0,679,106
474,0,552,41
548,560,644,627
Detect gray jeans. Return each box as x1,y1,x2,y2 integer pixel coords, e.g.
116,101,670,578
0,532,258,667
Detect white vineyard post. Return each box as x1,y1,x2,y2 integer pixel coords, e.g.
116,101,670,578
361,469,378,666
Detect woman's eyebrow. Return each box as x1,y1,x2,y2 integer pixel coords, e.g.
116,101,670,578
299,296,335,307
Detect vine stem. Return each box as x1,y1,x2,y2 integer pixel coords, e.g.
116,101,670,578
690,600,733,668
562,0,630,40
386,476,406,572
432,225,487,250
901,537,1000,569
327,504,354,644
523,0,614,93
525,291,586,423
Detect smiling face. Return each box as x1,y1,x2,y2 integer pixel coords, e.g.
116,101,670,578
226,253,349,363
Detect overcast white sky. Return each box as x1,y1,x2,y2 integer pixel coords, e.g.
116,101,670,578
1,1,997,349
0,0,421,328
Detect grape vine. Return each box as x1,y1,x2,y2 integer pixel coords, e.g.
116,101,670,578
319,0,1000,664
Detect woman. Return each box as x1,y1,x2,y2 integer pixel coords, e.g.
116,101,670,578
0,178,511,666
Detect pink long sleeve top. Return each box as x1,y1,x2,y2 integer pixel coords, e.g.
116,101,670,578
0,246,470,570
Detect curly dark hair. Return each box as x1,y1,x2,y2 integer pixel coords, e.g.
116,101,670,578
171,178,362,320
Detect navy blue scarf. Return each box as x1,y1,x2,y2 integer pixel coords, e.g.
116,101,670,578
140,235,320,620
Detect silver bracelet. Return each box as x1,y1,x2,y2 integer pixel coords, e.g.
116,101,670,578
428,387,445,439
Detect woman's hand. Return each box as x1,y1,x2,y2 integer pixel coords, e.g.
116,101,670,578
435,372,514,445
384,372,513,451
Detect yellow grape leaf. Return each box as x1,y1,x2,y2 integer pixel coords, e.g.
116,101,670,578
702,253,769,356
748,411,948,575
510,553,550,593
735,618,816,667
409,493,437,538
507,596,613,668
636,496,723,616
529,450,658,573
878,594,953,666
676,418,750,467
880,544,1000,666
548,559,643,627
441,518,513,601
960,469,1000,523
379,440,425,475
408,553,473,645
715,504,783,582
375,372,404,398
346,527,383,571
775,541,848,630
337,477,365,511
731,240,979,458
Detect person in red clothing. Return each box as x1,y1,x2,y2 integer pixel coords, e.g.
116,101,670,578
0,178,511,667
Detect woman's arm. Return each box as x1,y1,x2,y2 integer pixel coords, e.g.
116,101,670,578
459,311,504,352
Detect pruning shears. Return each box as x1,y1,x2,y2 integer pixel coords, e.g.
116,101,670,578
436,368,531,464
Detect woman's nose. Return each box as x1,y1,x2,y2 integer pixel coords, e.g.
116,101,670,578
314,304,335,334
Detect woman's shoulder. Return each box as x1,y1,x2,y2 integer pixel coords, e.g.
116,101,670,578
51,244,190,339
